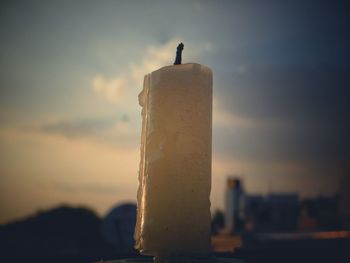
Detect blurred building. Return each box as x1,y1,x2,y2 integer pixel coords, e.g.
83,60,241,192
244,193,299,232
299,196,341,231
211,210,225,235
339,156,350,229
223,175,344,236
225,177,245,233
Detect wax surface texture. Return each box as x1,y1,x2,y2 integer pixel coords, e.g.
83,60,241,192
134,63,213,258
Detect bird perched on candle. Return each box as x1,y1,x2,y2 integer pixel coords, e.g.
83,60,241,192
174,42,184,65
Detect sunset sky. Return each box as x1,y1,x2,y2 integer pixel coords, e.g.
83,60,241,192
1,0,349,224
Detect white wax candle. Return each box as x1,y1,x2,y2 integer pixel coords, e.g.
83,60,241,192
134,63,213,259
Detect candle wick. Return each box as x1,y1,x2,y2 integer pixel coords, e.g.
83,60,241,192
174,42,184,65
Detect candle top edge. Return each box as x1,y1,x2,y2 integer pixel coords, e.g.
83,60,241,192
147,63,212,76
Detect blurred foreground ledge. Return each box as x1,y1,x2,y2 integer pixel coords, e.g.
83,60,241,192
97,257,244,263
212,230,350,252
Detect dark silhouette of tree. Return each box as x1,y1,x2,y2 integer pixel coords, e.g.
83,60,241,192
0,205,119,263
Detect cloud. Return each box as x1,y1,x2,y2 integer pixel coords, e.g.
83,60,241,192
41,120,108,138
129,39,180,84
41,117,113,138
40,115,137,148
92,74,127,104
54,181,128,195
0,126,139,223
213,99,259,129
91,38,213,104
213,64,350,167
219,65,350,123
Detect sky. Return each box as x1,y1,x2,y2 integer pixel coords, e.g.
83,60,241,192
1,0,350,224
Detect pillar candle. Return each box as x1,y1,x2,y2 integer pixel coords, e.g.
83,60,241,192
134,63,213,259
